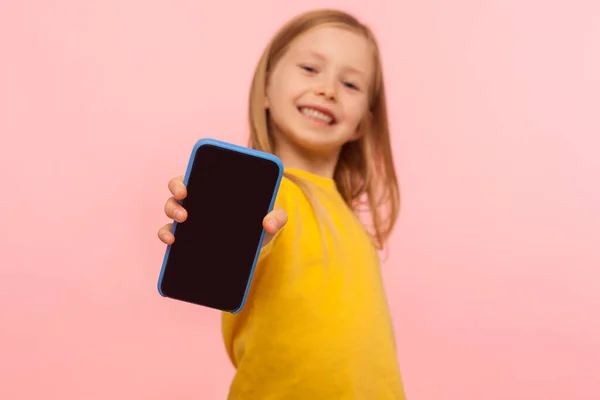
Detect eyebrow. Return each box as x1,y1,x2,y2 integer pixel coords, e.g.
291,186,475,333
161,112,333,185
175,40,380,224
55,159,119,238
299,50,366,76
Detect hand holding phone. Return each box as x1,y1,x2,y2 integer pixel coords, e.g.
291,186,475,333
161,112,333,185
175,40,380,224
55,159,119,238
156,138,287,313
159,179,287,249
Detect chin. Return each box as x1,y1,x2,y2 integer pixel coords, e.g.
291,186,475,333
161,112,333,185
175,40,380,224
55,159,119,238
294,133,347,157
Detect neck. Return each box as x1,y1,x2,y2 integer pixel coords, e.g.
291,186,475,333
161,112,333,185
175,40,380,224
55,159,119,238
274,142,340,179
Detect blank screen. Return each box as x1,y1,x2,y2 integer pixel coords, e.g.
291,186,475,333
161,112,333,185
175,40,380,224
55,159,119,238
159,144,281,312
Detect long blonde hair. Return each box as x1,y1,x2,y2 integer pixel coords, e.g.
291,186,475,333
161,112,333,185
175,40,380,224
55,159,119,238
247,9,400,250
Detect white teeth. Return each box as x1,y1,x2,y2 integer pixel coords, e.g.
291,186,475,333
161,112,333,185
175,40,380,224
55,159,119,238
300,107,333,124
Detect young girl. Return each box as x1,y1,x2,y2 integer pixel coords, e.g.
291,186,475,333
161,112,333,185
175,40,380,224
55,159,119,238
157,9,406,400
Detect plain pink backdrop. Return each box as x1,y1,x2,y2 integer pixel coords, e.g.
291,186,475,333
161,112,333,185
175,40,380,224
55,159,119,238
1,0,599,399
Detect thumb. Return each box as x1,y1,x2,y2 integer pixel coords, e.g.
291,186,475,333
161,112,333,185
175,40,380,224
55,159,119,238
261,208,288,247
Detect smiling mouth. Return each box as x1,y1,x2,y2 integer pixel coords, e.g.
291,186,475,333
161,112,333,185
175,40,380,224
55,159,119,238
298,106,335,125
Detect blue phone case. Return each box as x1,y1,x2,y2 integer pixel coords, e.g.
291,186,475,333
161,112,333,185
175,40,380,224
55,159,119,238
156,138,284,314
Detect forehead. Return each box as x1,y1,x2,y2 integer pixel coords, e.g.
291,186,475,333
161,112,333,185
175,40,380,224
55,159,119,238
286,25,374,72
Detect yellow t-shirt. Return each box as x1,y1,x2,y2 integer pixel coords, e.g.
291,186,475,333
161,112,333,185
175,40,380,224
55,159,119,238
222,168,406,400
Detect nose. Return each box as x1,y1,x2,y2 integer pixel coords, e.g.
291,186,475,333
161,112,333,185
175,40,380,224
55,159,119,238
316,77,337,101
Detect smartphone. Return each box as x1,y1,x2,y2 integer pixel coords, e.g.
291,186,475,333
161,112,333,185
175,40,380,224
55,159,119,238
157,138,284,313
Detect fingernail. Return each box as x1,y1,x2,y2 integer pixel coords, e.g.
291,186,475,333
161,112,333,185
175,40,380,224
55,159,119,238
173,209,182,221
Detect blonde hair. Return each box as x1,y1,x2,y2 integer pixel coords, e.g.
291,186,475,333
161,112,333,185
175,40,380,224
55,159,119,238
247,9,400,250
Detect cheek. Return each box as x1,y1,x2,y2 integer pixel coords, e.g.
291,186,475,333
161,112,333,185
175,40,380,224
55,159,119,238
268,79,296,107
266,82,297,127
343,99,369,127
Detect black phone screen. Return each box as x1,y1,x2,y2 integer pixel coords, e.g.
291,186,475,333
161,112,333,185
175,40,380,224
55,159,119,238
159,143,282,312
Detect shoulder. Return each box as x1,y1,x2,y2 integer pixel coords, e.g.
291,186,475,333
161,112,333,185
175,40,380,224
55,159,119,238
272,176,305,209
270,176,315,225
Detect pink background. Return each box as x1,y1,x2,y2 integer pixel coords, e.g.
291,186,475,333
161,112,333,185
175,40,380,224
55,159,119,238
1,0,599,399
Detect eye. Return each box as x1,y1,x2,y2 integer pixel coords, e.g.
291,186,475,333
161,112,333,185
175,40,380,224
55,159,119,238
300,65,317,73
343,81,360,91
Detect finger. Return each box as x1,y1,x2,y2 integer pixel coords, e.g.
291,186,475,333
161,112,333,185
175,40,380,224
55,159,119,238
158,223,174,245
262,208,288,236
164,196,188,222
168,175,186,200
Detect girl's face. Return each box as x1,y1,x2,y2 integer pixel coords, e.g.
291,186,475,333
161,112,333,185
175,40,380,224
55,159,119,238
265,25,375,165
